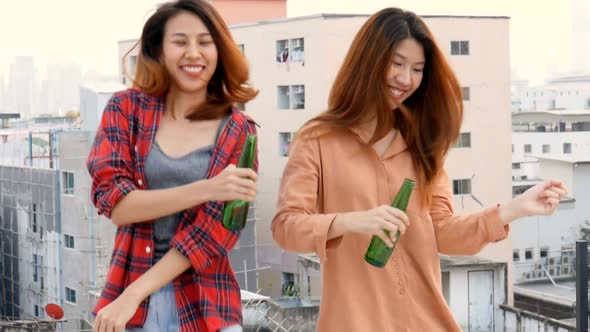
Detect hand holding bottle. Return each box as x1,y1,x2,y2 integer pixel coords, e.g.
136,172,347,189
336,205,410,247
205,164,257,203
364,178,414,267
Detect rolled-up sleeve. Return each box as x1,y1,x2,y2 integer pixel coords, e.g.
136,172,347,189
271,136,339,263
429,170,509,255
86,95,137,219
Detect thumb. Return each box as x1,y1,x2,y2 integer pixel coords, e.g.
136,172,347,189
225,164,237,171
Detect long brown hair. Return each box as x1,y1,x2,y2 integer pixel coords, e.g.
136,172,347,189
125,0,258,120
301,8,463,205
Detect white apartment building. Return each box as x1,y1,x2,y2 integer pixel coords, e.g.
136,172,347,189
511,111,590,193
512,75,590,112
118,13,514,329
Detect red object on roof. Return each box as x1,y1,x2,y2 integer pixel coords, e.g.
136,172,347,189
45,303,64,320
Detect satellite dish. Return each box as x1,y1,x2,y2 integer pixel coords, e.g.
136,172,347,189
45,303,64,320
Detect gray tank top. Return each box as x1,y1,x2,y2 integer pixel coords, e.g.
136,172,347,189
145,116,228,261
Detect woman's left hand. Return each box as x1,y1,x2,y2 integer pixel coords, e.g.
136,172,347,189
500,179,568,224
93,291,141,332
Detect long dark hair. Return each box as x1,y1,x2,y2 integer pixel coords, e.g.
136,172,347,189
126,0,258,120
300,8,463,205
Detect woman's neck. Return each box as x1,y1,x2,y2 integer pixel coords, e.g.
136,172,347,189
166,86,207,119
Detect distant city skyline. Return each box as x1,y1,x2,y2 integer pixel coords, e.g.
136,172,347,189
0,0,587,85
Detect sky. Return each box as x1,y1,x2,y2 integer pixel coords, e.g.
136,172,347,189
0,0,584,85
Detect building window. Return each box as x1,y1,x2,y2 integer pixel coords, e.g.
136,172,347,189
540,247,549,258
128,55,138,78
63,171,75,195
276,39,289,63
31,203,37,232
34,305,39,318
65,287,77,304
277,85,305,110
451,40,469,55
279,132,296,157
237,44,244,53
513,249,520,262
524,144,532,153
525,248,533,260
290,38,304,62
64,234,75,249
454,133,471,148
542,144,551,153
512,163,521,170
281,272,297,296
33,254,39,282
452,179,471,195
512,144,514,153
563,143,572,154
462,87,470,101
276,38,305,63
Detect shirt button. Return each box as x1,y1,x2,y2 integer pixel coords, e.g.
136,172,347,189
138,179,143,186
145,246,151,254
134,145,138,153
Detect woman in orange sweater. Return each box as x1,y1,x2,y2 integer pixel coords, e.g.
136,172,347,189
272,7,567,331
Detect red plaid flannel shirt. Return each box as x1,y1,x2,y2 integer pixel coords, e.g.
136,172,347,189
86,88,258,331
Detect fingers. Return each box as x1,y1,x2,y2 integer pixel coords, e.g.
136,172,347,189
375,228,395,248
374,205,410,240
544,179,568,194
234,168,258,181
116,323,126,332
234,182,257,201
548,186,567,198
381,205,410,228
544,197,560,212
541,189,559,199
225,166,257,181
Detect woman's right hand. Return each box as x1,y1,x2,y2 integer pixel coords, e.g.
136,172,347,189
335,205,410,247
205,164,258,202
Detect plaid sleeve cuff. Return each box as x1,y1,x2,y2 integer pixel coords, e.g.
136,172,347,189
97,179,137,218
171,228,210,272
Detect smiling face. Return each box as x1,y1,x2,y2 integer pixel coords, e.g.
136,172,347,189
161,11,218,97
384,37,425,109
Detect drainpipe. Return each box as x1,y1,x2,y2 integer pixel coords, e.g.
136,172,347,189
53,129,64,332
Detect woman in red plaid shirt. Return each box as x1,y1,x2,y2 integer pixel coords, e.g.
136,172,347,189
87,1,259,331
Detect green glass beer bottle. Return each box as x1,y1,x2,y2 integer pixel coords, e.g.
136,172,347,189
364,178,415,267
222,134,257,231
